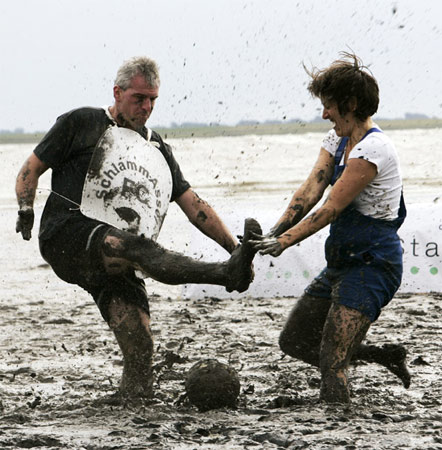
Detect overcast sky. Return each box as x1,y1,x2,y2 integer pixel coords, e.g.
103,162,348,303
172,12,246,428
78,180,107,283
1,0,441,132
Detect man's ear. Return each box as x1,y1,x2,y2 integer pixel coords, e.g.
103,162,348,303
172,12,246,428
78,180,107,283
113,85,122,102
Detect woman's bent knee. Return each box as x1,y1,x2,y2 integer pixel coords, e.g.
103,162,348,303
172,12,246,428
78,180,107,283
278,294,330,364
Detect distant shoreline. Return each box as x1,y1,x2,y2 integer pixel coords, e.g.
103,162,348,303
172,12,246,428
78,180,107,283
1,118,441,144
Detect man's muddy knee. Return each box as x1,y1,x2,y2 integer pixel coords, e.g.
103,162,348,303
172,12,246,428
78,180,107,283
103,228,159,258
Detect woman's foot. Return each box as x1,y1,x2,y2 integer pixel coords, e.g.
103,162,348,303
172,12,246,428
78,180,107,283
356,343,411,388
378,344,411,388
319,371,351,404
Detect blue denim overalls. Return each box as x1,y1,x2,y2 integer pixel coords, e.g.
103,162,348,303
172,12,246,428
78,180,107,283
306,128,406,321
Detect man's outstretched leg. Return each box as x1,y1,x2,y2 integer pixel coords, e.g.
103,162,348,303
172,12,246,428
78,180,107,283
107,296,154,399
102,218,262,293
100,218,261,400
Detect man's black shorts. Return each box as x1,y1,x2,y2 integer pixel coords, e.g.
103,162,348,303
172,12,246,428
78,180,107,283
39,214,150,322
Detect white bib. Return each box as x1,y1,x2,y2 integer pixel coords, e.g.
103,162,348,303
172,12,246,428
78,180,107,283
80,126,172,241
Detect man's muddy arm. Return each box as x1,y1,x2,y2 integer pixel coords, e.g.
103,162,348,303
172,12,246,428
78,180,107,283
15,153,48,240
175,188,238,254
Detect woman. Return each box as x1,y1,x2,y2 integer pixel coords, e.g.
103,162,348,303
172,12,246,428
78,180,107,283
250,52,410,403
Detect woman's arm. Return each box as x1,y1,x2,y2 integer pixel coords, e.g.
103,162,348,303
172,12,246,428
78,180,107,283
269,148,334,237
253,157,377,256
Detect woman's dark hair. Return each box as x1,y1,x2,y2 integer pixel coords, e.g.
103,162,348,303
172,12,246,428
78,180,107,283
306,52,379,121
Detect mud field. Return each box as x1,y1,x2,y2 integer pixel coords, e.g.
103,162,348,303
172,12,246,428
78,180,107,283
1,131,442,448
1,265,441,449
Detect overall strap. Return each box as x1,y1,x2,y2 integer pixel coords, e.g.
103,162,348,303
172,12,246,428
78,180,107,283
395,191,407,226
362,127,382,139
331,128,382,185
331,137,348,185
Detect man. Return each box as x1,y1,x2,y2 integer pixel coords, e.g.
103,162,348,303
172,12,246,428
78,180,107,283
15,56,261,400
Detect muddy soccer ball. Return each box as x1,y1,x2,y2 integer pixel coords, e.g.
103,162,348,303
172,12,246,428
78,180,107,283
185,359,240,411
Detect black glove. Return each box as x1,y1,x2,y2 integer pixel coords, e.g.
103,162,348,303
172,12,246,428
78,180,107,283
16,208,34,241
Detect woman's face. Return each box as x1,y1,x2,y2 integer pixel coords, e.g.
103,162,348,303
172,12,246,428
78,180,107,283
321,98,355,137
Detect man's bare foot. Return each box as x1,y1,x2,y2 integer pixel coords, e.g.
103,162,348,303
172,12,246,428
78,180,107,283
226,218,262,293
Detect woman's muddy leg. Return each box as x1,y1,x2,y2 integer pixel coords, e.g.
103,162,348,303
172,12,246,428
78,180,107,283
279,294,331,366
107,296,154,398
102,218,262,293
319,303,371,403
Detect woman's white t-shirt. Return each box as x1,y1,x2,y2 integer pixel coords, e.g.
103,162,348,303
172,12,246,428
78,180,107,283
322,128,403,220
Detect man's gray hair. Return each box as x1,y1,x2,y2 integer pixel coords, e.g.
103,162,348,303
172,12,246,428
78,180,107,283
115,56,160,90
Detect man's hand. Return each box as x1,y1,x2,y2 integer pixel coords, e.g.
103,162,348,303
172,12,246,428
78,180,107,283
249,232,284,257
16,207,34,241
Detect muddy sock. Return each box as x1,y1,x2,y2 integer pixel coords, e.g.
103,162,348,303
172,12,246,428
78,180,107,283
355,343,411,388
120,359,154,399
226,217,262,293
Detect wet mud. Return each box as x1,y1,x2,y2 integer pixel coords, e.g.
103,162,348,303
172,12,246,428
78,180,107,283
1,282,441,449
3,131,442,448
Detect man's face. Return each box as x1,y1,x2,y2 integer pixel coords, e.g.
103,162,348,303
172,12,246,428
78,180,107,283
113,74,159,131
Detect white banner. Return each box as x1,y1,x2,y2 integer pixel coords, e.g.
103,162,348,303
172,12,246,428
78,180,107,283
399,203,442,293
182,203,442,298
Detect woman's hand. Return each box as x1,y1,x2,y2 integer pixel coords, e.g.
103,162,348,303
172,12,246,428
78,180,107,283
249,232,284,257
